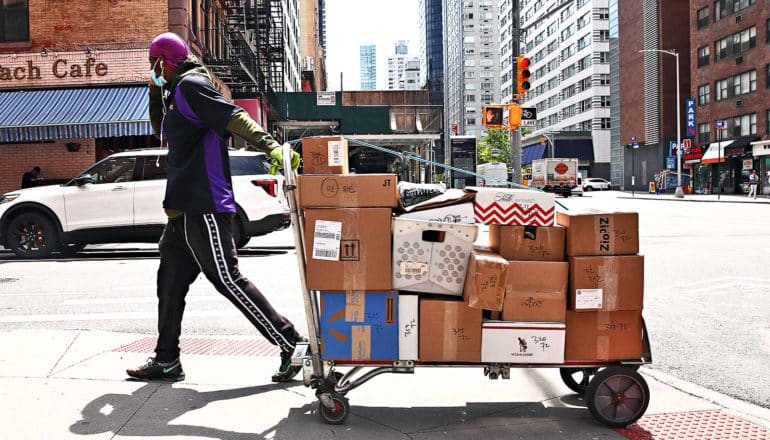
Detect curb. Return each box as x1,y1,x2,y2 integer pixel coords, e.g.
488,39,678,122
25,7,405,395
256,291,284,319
618,196,770,204
642,367,770,430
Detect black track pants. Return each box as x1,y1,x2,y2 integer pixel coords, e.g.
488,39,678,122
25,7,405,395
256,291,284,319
154,213,299,362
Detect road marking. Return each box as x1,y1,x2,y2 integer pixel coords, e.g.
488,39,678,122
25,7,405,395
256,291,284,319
0,309,242,323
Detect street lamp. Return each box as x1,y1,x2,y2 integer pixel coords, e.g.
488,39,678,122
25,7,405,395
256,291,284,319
639,49,684,198
541,132,556,158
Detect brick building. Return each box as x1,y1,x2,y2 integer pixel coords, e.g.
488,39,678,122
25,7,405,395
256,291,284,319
0,0,292,196
616,0,691,192
690,0,770,195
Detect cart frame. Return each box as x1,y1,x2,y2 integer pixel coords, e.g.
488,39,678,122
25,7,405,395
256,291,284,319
280,143,653,427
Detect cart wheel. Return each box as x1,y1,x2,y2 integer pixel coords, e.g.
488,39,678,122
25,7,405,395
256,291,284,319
585,366,649,429
318,394,350,425
560,367,599,395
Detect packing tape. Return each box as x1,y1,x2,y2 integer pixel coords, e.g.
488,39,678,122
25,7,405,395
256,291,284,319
602,258,619,310
443,303,458,359
345,290,365,322
351,325,371,360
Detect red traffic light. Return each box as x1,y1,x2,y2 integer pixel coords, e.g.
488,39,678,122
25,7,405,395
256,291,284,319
519,57,530,69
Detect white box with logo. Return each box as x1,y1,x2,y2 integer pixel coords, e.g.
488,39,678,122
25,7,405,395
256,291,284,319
392,218,478,296
469,187,555,226
481,321,565,364
398,203,475,224
398,294,419,360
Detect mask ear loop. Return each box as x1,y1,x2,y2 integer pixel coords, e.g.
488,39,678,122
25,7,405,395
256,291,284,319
155,58,168,148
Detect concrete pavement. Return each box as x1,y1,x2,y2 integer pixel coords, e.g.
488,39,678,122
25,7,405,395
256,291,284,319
617,191,770,203
2,328,769,439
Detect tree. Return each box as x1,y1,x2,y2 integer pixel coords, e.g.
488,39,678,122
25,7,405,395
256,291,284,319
477,128,511,165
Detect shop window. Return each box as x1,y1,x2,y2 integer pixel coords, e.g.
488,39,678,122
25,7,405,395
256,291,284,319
0,0,29,42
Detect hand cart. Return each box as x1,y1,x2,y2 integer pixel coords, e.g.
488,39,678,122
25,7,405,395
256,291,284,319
280,143,653,427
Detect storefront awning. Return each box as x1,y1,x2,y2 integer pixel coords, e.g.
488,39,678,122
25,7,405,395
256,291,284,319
0,87,152,142
521,144,546,165
701,140,734,164
751,140,770,157
554,138,594,161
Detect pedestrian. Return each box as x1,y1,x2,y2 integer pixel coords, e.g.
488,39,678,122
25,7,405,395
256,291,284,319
748,169,759,199
126,32,303,383
21,166,41,189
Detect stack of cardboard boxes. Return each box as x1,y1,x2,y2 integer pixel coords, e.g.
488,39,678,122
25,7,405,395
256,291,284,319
297,137,644,364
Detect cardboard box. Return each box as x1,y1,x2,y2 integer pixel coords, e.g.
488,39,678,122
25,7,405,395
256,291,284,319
304,208,392,290
392,218,478,296
302,136,349,174
399,203,475,224
502,261,568,322
463,248,510,311
398,294,419,360
298,174,398,208
569,255,644,312
565,310,644,361
489,225,565,261
469,187,555,226
481,321,566,364
557,211,639,257
419,298,482,362
320,291,398,360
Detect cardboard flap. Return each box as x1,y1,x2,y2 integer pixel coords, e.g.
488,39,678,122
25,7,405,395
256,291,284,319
400,189,475,212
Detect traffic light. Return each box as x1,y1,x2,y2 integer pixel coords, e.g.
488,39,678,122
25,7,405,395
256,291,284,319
516,55,531,97
482,105,505,128
508,103,522,129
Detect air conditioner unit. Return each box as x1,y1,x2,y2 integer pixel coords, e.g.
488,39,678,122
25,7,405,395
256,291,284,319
736,14,742,23
736,55,744,64
736,98,743,107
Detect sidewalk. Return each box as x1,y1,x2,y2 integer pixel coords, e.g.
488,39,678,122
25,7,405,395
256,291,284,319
618,192,770,204
2,329,769,439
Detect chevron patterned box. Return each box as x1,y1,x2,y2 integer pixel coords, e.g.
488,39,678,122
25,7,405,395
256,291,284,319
468,187,555,226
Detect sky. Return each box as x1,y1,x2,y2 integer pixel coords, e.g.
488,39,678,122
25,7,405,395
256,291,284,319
324,0,420,91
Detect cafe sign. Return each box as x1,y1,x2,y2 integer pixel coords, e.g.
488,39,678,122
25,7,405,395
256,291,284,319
0,49,147,88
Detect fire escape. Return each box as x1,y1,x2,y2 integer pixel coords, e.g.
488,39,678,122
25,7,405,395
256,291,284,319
256,0,286,93
204,0,285,97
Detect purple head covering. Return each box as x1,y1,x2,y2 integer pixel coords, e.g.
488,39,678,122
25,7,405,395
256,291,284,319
149,32,189,70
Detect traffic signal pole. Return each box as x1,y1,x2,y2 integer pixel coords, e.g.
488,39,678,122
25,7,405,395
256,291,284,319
509,1,522,185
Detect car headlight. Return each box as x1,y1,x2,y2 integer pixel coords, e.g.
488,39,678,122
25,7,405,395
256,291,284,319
0,193,20,204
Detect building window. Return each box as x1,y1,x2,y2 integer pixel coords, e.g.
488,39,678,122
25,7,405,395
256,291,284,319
698,46,710,67
599,118,611,129
577,34,592,50
599,73,610,85
597,52,609,63
466,118,477,126
767,110,770,133
465,94,476,102
767,64,770,88
698,84,711,105
716,79,729,100
697,6,709,28
464,59,476,67
714,26,756,60
600,96,611,107
579,76,592,92
698,123,711,143
730,113,756,137
598,30,609,42
0,0,29,42
732,70,756,96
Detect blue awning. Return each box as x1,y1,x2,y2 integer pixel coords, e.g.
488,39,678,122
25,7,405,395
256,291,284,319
521,144,546,165
0,87,152,142
554,138,594,161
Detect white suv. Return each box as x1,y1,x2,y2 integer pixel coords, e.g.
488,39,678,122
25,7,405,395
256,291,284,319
0,149,289,258
582,178,611,191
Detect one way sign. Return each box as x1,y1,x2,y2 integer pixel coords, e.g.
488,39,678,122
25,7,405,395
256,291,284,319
521,107,537,127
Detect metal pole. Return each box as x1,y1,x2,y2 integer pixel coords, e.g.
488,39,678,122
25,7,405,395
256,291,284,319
674,51,684,198
509,0,522,185
632,145,635,197
718,129,722,200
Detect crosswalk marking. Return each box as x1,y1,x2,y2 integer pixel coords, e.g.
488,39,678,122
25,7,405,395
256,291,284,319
0,309,242,323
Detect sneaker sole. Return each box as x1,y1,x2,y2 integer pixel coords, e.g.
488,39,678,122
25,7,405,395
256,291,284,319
126,374,185,383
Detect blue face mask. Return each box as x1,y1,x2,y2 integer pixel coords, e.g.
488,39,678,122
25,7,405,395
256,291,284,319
150,59,167,87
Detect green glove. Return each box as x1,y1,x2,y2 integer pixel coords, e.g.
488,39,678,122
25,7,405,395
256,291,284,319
269,147,300,175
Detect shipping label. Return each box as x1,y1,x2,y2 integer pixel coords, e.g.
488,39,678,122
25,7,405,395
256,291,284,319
327,141,344,166
312,220,342,261
399,261,429,277
575,289,603,309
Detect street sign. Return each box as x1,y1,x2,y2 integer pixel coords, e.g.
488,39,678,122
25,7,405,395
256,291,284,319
630,135,637,143
632,143,639,149
666,156,676,169
670,141,677,156
686,98,696,138
682,138,692,153
316,91,336,106
715,119,726,130
520,107,537,127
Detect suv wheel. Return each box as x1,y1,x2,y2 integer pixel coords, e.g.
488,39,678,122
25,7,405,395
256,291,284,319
6,212,59,259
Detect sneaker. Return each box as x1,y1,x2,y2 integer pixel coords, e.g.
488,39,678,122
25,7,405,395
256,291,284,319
126,357,185,382
271,349,302,383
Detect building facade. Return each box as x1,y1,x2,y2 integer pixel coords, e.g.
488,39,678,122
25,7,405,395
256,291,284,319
461,0,501,138
299,0,327,92
400,59,422,90
0,0,298,196
617,0,691,192
359,44,376,90
418,0,445,105
387,40,419,90
443,0,463,161
689,0,770,195
516,0,613,178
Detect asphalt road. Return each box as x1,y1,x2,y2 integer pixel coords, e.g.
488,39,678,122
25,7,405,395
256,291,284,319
1,192,769,408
